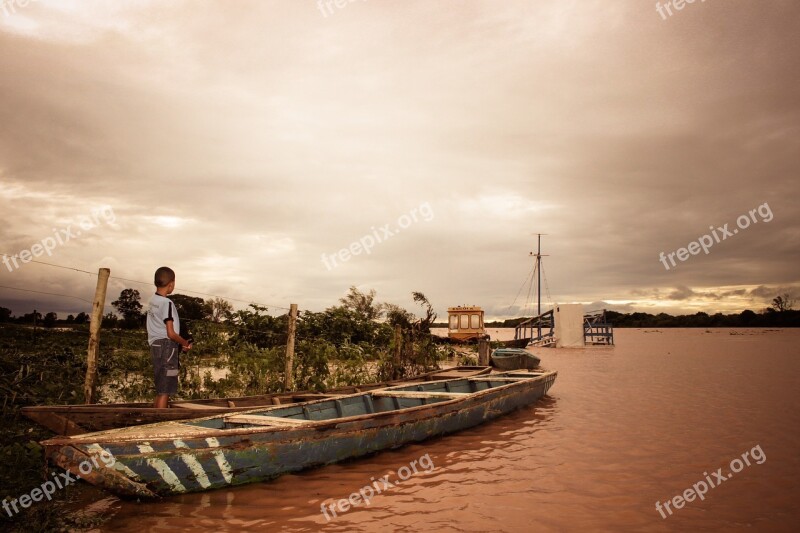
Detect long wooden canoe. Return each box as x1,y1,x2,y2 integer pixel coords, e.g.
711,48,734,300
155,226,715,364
42,370,556,498
22,366,492,435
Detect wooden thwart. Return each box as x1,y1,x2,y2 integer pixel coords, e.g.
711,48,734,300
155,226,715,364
174,403,221,410
469,377,532,382
371,391,469,400
224,415,312,427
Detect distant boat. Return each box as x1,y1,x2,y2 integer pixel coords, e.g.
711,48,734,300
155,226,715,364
491,348,541,370
22,366,492,436
446,305,489,342
41,370,557,498
496,338,531,349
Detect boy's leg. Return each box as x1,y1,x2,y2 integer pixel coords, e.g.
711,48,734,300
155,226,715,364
151,339,177,409
154,394,169,408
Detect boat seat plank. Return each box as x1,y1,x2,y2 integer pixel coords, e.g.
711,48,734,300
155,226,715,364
174,402,221,410
469,377,531,382
432,372,475,379
73,422,216,440
371,391,469,400
224,415,312,427
292,394,337,401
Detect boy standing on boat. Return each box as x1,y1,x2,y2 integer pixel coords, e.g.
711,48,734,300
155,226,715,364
147,266,192,408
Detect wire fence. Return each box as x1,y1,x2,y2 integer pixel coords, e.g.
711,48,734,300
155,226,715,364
0,260,376,348
0,257,292,318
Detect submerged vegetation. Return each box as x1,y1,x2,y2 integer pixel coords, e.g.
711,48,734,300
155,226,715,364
0,287,453,530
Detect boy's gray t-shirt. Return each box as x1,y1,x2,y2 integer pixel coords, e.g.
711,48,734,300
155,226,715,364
147,293,180,345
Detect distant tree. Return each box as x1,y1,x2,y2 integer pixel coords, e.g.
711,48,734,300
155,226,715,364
384,303,415,329
0,307,11,323
20,310,42,325
169,294,206,339
739,309,758,326
772,293,795,313
339,286,383,321
66,314,75,323
412,292,437,333
75,312,89,324
230,304,287,348
102,312,119,328
43,312,58,328
112,289,144,328
204,297,233,323
170,294,206,321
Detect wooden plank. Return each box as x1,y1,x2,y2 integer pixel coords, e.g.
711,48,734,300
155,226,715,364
430,372,470,379
74,422,215,440
377,390,470,398
469,377,530,382
174,402,222,410
22,410,87,436
224,415,311,427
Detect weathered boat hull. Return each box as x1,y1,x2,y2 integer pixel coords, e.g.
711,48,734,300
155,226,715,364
24,366,491,435
491,349,540,370
42,371,556,498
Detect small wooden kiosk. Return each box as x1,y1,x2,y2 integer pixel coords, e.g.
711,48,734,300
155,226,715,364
447,306,487,342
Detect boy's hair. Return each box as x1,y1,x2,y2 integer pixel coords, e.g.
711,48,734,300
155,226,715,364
154,266,175,288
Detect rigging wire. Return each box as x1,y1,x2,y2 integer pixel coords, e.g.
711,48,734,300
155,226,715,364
506,262,535,316
540,260,553,308
524,262,537,317
0,284,93,304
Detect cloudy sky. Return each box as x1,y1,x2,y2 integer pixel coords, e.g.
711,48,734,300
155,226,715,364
1,0,798,321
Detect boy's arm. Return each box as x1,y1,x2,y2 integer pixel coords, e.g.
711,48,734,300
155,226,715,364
166,319,192,351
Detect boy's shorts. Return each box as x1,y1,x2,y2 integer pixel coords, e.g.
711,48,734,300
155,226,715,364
150,339,180,395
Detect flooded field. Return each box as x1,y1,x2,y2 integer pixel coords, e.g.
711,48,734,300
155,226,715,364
96,329,800,532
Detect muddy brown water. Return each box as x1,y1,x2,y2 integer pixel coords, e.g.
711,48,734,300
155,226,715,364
91,329,799,532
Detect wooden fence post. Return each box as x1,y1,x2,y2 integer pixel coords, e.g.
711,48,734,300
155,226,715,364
284,303,298,391
84,268,110,404
393,325,402,380
478,339,490,366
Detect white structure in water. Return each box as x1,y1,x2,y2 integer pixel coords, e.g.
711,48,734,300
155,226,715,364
554,304,586,348
513,303,614,347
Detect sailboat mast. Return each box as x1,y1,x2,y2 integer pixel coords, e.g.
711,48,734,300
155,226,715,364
537,234,541,316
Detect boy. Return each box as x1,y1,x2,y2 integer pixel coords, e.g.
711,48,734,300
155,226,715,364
147,266,192,408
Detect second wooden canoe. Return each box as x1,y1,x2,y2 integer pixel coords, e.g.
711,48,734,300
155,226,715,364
491,349,541,370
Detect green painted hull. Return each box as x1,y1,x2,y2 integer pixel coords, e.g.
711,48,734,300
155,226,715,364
491,349,541,370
